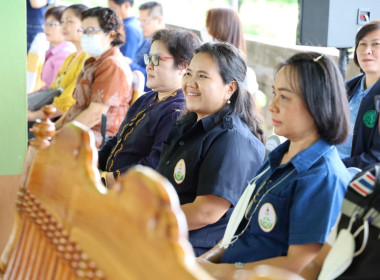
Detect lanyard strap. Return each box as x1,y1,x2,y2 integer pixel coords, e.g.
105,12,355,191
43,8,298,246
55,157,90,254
220,166,296,249
220,166,270,249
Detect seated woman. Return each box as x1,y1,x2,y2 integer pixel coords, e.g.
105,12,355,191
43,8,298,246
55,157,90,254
98,28,200,187
28,4,89,123
337,20,380,169
197,52,351,278
39,5,75,90
156,42,266,256
300,99,380,280
55,7,133,148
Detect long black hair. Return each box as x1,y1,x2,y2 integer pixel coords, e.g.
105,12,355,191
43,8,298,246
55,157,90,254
195,42,264,142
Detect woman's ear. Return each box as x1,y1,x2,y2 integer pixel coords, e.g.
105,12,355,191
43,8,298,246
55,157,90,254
108,30,117,41
226,80,238,99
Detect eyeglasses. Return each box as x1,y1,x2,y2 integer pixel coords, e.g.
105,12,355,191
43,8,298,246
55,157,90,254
144,54,173,66
77,27,103,35
42,21,60,28
375,95,380,113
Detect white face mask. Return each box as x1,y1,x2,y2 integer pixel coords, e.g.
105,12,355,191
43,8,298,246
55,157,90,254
319,219,369,280
81,34,109,57
200,27,214,43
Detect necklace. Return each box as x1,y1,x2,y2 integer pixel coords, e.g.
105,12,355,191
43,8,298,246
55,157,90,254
228,168,296,246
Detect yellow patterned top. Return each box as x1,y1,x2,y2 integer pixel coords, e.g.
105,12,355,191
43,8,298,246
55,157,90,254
51,51,90,113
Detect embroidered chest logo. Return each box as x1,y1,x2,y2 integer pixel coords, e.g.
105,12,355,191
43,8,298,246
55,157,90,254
363,110,376,128
258,203,277,232
173,159,186,184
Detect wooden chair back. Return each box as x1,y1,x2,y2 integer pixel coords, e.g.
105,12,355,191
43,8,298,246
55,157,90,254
0,107,305,280
0,107,212,280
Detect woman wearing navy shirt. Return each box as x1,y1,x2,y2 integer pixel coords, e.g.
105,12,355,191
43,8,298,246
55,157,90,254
99,29,200,187
156,42,265,256
197,52,351,277
337,20,380,169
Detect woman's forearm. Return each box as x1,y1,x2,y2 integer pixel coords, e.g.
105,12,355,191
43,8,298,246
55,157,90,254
181,195,230,231
74,102,110,129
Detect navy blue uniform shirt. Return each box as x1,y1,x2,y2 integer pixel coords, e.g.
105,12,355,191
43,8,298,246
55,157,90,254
99,90,185,178
156,112,265,255
343,74,380,169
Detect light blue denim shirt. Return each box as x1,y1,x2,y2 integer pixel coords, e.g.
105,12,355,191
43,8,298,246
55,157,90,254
337,76,374,159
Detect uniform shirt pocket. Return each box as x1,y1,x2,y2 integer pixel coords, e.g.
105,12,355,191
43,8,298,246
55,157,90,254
250,192,291,243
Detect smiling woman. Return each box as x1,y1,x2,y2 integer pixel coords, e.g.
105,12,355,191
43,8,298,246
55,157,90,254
156,42,265,256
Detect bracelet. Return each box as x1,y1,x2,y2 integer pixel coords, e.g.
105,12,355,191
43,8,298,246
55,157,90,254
235,262,245,269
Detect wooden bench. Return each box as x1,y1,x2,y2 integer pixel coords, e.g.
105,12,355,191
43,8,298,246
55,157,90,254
0,107,212,280
0,107,304,280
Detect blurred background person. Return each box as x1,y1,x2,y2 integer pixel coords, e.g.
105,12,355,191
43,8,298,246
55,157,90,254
108,0,143,61
337,20,380,169
202,7,266,111
55,7,133,148
130,1,165,91
27,0,50,51
28,4,89,124
39,5,76,90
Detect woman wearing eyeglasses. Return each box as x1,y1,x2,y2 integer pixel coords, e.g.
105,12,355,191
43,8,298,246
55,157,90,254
98,28,200,187
55,7,133,148
336,20,380,169
40,6,75,90
28,4,89,124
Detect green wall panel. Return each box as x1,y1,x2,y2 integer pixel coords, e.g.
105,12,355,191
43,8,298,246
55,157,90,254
0,0,27,175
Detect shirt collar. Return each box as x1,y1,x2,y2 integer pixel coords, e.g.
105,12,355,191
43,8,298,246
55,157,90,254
360,75,375,96
47,41,72,55
176,112,239,134
199,112,238,132
268,139,332,173
199,114,217,132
